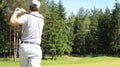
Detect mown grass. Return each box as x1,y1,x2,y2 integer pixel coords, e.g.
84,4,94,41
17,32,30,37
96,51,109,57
0,56,120,67
42,55,120,65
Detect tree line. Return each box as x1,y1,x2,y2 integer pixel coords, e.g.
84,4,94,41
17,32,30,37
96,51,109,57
0,0,120,60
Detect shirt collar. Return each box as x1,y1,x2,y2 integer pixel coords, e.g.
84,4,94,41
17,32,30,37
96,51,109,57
30,11,39,14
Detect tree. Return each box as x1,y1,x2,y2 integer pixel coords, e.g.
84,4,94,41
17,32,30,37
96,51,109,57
96,9,104,54
110,1,120,56
56,0,72,55
73,8,85,54
82,10,91,56
42,0,70,59
0,0,9,57
67,12,76,54
88,8,99,54
97,8,111,54
104,8,111,54
72,8,91,55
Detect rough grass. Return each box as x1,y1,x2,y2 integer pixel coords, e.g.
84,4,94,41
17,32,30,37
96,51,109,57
0,56,120,67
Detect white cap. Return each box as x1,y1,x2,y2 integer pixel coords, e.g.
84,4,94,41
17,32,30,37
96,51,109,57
30,0,41,8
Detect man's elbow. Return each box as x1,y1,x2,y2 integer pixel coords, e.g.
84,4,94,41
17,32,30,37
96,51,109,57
10,19,14,24
10,19,14,25
10,19,18,26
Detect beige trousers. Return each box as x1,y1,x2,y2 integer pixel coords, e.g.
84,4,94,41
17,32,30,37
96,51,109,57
19,43,42,67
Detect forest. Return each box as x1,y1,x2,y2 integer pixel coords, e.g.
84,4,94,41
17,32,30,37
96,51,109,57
0,0,120,61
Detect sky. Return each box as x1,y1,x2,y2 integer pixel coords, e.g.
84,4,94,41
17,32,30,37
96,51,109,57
54,0,120,16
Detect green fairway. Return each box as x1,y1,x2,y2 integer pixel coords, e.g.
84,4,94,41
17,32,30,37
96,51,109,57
0,56,120,67
43,61,120,67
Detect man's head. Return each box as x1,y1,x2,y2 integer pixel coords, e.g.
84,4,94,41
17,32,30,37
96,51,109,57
30,0,41,11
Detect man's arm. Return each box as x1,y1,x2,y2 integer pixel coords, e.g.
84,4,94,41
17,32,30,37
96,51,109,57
10,8,26,26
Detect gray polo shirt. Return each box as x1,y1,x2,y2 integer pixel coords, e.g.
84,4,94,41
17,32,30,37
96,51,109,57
18,12,44,44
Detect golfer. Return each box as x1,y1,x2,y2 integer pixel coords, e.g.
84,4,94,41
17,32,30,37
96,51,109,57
10,0,44,67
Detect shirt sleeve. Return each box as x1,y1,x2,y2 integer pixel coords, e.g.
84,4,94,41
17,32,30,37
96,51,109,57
18,14,28,25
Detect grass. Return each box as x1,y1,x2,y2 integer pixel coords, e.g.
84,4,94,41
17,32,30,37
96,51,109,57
0,56,120,67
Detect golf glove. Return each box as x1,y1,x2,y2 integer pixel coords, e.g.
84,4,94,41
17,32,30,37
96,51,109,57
15,8,21,14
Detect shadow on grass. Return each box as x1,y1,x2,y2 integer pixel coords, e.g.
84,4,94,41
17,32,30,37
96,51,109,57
71,53,120,58
0,58,11,61
42,56,57,60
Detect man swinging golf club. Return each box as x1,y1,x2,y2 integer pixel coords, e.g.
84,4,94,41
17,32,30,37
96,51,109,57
10,0,44,67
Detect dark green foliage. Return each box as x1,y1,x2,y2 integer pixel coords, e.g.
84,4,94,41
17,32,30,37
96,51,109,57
110,1,120,55
0,0,9,56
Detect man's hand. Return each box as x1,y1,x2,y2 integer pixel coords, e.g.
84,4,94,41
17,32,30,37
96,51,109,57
15,8,26,14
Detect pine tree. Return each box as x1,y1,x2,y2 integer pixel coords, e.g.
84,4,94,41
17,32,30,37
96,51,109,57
103,8,111,54
82,10,91,55
111,1,120,56
89,8,99,54
43,0,68,59
73,8,85,54
0,0,9,57
67,12,76,53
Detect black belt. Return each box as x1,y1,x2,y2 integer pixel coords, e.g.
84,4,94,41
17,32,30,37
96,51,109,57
21,41,40,45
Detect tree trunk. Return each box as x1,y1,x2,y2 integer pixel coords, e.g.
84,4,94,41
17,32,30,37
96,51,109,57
13,27,17,62
9,26,12,58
